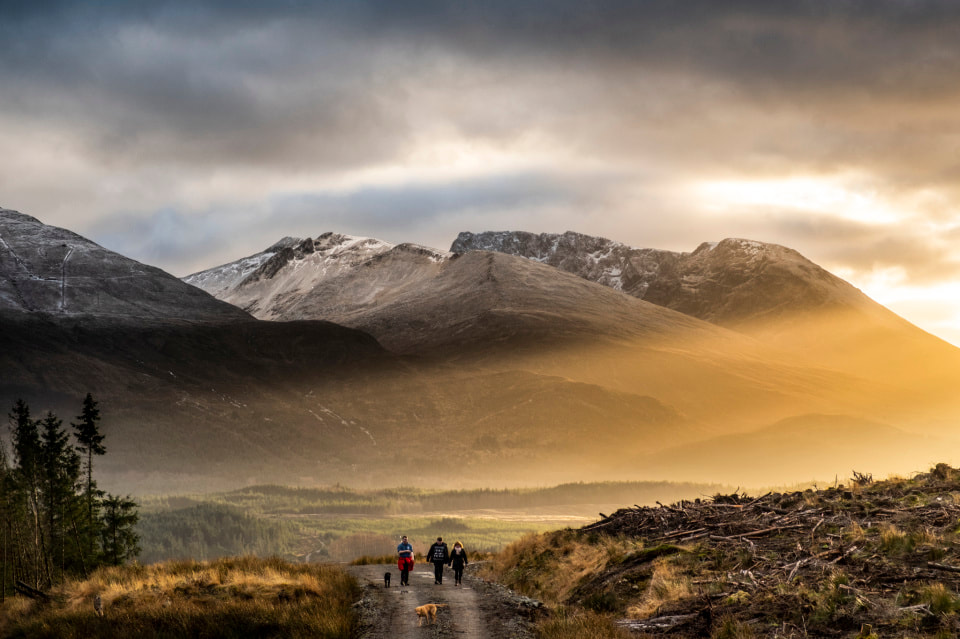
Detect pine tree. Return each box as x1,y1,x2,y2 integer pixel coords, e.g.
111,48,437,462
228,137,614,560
101,494,140,566
9,399,48,588
10,399,40,490
39,412,82,581
71,393,105,529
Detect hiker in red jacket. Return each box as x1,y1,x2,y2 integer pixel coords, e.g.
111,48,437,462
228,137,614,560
397,535,414,586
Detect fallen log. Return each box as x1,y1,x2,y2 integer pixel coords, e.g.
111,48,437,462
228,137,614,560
899,604,933,615
15,580,50,601
829,546,859,564
710,524,805,541
616,613,698,631
657,527,708,541
926,561,960,574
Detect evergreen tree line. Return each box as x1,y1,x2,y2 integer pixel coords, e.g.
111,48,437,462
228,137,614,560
137,504,299,564
0,394,140,600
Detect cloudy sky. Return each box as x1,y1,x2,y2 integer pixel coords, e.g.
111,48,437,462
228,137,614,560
5,1,960,344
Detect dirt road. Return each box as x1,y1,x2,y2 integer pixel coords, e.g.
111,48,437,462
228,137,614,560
349,562,540,639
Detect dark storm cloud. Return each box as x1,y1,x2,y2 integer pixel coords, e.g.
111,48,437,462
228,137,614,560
0,2,412,168
5,1,960,170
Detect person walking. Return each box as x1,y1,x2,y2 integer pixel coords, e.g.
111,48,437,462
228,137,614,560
450,540,468,586
397,535,414,586
427,536,449,584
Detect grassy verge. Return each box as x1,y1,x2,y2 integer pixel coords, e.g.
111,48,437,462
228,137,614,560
0,556,359,639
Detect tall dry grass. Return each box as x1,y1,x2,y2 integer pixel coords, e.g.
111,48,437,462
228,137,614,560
0,556,359,639
535,608,633,639
626,556,693,618
485,530,634,604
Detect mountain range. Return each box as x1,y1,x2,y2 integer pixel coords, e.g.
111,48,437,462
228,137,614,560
2,208,957,491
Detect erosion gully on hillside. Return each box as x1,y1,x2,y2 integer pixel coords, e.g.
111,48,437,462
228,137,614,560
349,563,541,638
576,464,960,637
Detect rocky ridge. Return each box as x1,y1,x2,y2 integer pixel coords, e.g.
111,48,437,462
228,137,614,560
451,230,870,328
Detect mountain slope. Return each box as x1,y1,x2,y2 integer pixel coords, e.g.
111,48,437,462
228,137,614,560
451,231,960,393
0,209,250,322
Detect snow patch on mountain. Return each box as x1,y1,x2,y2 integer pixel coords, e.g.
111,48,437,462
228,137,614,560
184,232,453,321
452,230,682,299
184,239,299,298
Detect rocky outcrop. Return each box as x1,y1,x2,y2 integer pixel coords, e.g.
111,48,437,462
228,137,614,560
451,230,679,298
452,231,873,328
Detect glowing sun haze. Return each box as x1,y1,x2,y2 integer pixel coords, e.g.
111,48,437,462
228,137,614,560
4,1,960,346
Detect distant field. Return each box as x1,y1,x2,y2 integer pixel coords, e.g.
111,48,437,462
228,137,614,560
137,480,729,563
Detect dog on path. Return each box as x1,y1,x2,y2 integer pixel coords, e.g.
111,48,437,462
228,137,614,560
415,603,447,626
384,571,391,587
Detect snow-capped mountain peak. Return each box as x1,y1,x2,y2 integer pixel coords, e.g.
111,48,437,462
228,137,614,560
184,232,453,321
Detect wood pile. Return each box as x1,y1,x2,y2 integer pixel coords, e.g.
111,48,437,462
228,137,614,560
577,466,960,635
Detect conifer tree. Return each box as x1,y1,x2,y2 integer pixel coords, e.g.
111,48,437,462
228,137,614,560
71,393,105,525
101,494,140,566
10,399,40,491
39,412,82,581
9,399,47,587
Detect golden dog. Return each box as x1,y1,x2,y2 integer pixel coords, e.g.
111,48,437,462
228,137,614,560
415,603,447,626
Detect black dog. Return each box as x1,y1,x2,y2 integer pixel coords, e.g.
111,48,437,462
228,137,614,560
384,572,391,588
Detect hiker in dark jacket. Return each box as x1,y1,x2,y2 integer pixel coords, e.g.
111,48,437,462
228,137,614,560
427,537,450,584
450,540,468,586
